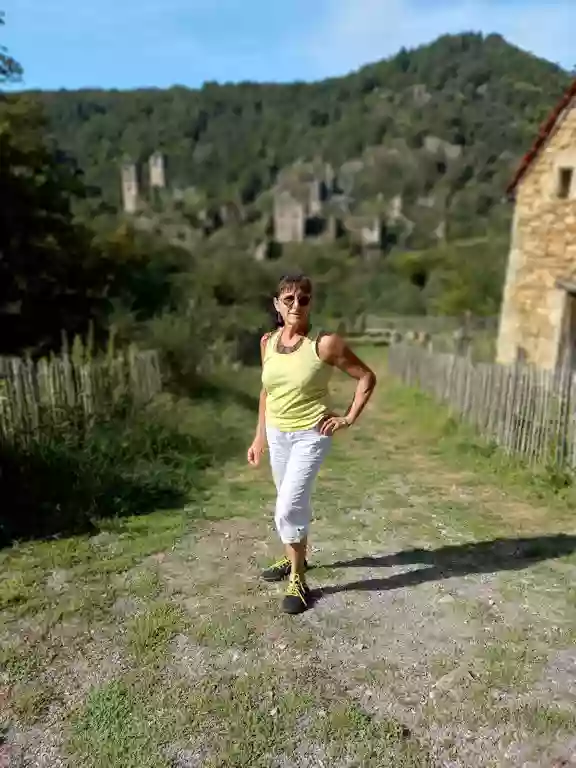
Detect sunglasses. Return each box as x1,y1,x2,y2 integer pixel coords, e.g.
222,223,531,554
279,293,311,308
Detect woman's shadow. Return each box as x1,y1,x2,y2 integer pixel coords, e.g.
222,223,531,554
311,534,576,599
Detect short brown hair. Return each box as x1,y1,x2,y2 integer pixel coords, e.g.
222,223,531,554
276,273,313,297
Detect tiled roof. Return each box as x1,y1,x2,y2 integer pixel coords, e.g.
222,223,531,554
507,79,576,196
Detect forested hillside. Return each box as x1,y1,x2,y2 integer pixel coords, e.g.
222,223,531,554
36,32,570,243
2,26,572,364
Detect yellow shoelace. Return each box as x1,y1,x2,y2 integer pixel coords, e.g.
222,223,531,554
269,556,290,570
286,573,308,605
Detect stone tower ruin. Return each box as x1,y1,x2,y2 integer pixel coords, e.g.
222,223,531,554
273,190,306,243
121,162,139,214
149,152,166,190
308,180,324,216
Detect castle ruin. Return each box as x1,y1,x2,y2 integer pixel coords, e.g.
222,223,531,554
121,162,139,214
149,152,167,190
121,152,167,213
273,190,307,243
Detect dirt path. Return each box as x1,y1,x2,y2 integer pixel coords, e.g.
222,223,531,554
2,362,576,767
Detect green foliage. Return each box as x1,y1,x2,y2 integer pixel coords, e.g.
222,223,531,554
0,12,22,84
3,31,563,331
0,93,110,354
0,403,194,545
422,237,508,315
0,27,570,547
0,369,258,546
3,30,571,356
33,32,569,238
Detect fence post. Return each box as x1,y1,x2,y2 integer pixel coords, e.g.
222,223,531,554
0,350,162,445
385,343,576,473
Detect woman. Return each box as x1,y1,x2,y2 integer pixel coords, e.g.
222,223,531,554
247,274,377,615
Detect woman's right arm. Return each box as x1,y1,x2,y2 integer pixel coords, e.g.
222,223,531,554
247,333,271,466
255,387,267,443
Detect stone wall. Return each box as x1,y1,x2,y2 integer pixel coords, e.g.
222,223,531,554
273,191,305,243
149,152,166,189
497,99,576,369
121,163,139,214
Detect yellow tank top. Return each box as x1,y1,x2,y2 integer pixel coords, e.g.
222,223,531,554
262,328,332,432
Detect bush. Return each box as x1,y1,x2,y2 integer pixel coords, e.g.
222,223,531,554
0,406,188,545
0,379,257,546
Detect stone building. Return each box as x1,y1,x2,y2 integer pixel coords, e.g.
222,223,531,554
149,152,167,190
121,152,167,213
272,165,337,243
121,162,139,214
497,80,576,369
273,189,306,243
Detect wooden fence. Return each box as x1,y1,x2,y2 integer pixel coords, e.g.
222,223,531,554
388,344,576,470
341,315,498,361
362,314,498,335
0,348,162,445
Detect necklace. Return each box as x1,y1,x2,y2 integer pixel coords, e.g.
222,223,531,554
276,333,305,355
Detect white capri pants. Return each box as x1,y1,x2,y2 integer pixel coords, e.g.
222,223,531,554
266,424,332,544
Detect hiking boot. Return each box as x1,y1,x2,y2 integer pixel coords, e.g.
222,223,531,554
281,573,310,615
261,556,308,583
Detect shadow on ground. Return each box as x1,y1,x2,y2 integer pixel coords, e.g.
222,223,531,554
169,370,260,413
314,535,576,597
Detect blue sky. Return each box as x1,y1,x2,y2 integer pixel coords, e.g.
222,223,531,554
3,0,575,91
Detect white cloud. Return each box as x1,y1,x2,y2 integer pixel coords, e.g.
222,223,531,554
304,0,576,77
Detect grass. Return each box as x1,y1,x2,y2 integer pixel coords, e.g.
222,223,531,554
9,683,56,724
70,680,163,768
127,602,189,663
69,670,430,768
313,703,426,767
382,377,576,515
190,612,256,650
0,370,258,546
2,347,576,766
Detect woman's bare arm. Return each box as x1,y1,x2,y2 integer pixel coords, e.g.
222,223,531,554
255,387,267,442
248,333,271,465
318,333,377,429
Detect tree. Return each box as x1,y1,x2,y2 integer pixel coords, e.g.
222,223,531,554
35,31,569,249
0,12,22,84
0,91,111,353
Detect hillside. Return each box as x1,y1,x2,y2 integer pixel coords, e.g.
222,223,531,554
35,32,570,247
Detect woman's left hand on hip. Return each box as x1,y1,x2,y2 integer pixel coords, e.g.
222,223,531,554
319,415,350,436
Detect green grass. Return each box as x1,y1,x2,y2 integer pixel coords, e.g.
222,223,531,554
314,703,427,767
381,372,576,517
127,602,189,663
190,612,256,650
0,368,259,547
69,669,428,768
9,683,56,724
126,567,163,599
0,642,45,683
3,350,576,766
71,680,167,768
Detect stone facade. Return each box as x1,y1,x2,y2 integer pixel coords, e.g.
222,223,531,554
121,152,167,213
272,171,336,243
497,95,576,370
121,162,139,214
149,152,166,189
273,190,306,243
